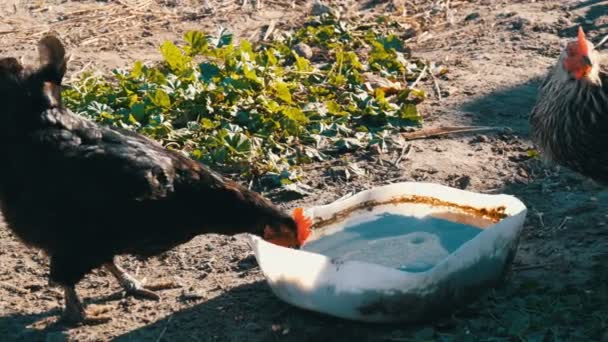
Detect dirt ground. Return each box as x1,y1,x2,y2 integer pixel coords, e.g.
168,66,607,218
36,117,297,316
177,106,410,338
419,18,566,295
1,0,608,341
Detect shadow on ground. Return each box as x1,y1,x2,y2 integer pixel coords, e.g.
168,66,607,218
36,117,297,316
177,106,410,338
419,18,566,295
0,311,60,342
111,281,415,342
560,0,608,38
458,79,541,134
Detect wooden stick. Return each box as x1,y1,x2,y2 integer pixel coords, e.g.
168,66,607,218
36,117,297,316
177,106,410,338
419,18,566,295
596,34,608,48
401,126,504,140
513,263,553,271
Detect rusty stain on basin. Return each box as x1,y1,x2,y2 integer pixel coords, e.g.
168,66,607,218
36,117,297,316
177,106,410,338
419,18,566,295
309,195,507,234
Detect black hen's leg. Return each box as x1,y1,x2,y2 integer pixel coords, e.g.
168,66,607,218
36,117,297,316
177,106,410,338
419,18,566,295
104,260,164,300
62,285,111,325
61,285,85,323
50,254,111,325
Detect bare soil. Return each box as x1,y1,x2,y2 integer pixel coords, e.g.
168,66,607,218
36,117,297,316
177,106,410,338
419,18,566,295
1,0,608,341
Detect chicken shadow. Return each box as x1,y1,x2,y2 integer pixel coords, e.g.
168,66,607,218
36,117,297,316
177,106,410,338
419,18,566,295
0,310,61,341
457,78,542,135
559,1,608,38
0,289,161,341
0,281,366,342
111,281,401,342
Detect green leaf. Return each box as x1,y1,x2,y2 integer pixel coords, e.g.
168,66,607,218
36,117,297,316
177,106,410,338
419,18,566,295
378,34,404,53
239,39,254,56
274,82,292,104
282,106,308,124
149,89,171,110
200,118,219,130
184,31,208,56
374,88,388,106
160,41,190,72
210,146,228,163
294,55,312,71
410,88,426,100
527,149,540,158
264,48,278,66
325,100,348,116
335,138,363,151
243,63,262,85
130,102,146,122
130,61,143,79
211,27,233,48
399,103,422,122
224,133,252,154
144,67,167,84
199,62,221,83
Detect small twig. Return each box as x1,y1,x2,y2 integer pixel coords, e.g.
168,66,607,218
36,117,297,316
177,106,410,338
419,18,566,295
383,175,409,184
66,61,94,85
487,311,503,326
247,27,261,41
287,70,325,76
155,315,173,342
378,157,385,167
535,211,545,229
429,65,442,101
409,64,427,89
263,20,276,41
401,126,504,141
596,34,608,49
394,143,412,165
478,187,502,194
555,216,572,231
513,263,554,271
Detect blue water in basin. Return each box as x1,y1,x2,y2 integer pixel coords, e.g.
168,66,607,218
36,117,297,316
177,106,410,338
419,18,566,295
302,213,486,273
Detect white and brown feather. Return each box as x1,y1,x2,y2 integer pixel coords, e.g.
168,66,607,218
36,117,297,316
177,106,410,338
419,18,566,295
530,42,608,183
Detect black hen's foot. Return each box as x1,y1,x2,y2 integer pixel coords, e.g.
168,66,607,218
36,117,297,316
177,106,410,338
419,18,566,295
61,286,112,326
104,261,179,300
122,277,161,300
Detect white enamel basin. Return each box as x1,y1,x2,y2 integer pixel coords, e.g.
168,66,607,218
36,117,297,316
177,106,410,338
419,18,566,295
248,182,527,323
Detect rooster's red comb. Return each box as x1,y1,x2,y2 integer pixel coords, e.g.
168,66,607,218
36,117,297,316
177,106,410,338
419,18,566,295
293,207,312,245
578,26,589,55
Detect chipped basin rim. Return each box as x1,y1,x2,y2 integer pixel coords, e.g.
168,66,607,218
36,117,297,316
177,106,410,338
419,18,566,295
247,182,527,323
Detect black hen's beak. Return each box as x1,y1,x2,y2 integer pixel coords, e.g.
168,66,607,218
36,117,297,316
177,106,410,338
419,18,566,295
43,81,61,108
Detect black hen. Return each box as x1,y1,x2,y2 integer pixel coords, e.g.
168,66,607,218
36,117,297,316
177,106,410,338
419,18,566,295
0,36,300,325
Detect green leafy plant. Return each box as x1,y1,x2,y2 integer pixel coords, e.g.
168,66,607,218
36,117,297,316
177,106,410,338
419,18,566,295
62,15,428,182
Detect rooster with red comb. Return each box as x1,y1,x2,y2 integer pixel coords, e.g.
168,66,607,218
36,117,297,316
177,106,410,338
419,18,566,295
530,27,608,184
